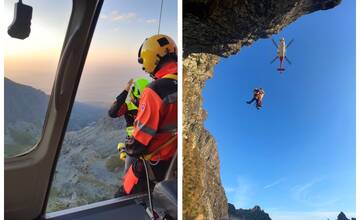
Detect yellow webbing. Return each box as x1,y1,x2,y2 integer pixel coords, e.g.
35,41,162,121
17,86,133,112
142,135,177,161
163,74,177,80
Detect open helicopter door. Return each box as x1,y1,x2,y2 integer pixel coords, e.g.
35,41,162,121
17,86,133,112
5,0,106,219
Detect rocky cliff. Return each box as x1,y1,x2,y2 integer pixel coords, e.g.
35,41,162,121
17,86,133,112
47,116,127,212
183,1,341,219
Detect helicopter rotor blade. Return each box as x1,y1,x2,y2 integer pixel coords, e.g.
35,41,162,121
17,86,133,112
271,38,278,48
270,56,278,64
286,39,294,48
285,56,292,65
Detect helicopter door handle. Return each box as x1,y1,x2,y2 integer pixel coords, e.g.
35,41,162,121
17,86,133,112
54,30,80,110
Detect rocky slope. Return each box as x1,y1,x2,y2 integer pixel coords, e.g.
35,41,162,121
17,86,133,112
4,78,126,211
183,1,341,219
228,204,271,220
47,116,127,212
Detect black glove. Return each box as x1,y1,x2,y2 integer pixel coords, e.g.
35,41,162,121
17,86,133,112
125,137,147,157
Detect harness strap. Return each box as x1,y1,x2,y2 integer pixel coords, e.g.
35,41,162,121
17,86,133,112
140,73,177,161
142,134,177,161
163,74,177,80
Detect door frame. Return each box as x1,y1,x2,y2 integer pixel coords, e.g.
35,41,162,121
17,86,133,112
5,0,104,219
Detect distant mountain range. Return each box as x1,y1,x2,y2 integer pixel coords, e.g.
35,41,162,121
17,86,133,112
228,204,355,220
5,77,127,212
336,212,356,220
5,77,106,157
228,204,271,220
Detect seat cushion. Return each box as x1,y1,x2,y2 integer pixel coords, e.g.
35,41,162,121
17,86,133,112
152,180,177,218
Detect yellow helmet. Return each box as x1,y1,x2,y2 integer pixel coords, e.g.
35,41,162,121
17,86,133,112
138,34,177,74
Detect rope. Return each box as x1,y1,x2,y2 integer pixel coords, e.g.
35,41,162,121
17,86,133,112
142,158,155,219
157,0,164,34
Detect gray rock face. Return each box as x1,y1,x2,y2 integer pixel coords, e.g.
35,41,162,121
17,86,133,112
184,0,341,57
183,54,228,220
47,116,127,212
183,1,341,219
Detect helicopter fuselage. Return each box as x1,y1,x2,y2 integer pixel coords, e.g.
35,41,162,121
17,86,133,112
277,40,286,58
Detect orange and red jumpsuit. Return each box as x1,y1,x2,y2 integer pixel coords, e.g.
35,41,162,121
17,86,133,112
123,61,177,194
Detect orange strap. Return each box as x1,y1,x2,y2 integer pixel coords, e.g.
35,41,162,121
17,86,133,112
123,164,139,194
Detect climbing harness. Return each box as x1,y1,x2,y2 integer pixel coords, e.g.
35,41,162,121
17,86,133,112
141,134,177,161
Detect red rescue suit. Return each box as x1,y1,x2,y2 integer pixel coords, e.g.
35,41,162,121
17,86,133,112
123,61,177,194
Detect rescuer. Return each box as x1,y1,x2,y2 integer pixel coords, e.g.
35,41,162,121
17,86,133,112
247,88,265,110
120,34,178,196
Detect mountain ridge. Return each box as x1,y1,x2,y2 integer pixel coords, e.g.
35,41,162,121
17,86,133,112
228,204,271,220
5,77,106,157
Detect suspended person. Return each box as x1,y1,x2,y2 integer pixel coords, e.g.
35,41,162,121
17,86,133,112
108,77,150,197
256,88,265,109
246,88,259,105
119,34,178,196
246,88,265,109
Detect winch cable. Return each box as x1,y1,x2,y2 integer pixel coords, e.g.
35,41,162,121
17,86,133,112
157,0,164,34
142,158,155,219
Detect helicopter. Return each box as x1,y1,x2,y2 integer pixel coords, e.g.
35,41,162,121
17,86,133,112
270,37,294,74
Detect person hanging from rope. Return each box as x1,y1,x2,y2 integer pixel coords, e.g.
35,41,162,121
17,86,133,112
246,88,259,105
256,88,265,109
247,88,265,109
108,77,150,197
116,34,177,197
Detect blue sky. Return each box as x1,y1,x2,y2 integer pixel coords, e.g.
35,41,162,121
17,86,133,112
203,1,355,220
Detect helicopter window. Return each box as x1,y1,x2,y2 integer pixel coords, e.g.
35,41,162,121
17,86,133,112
4,0,72,158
